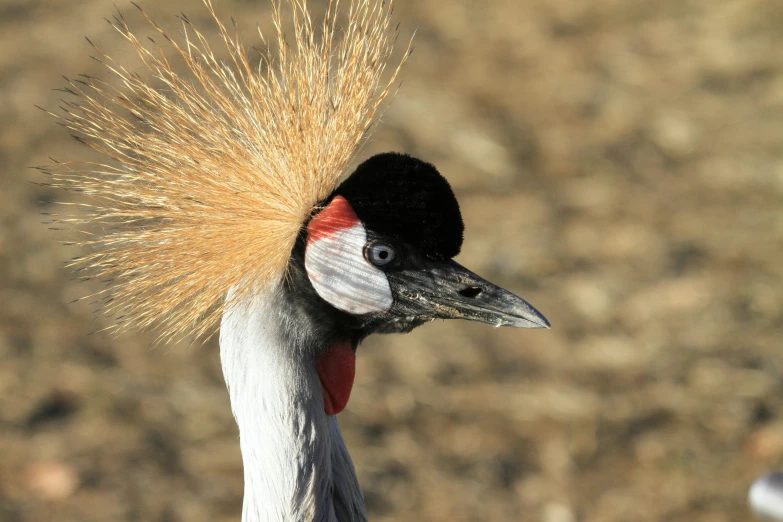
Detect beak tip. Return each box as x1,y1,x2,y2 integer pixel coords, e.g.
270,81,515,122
514,302,550,329
540,315,551,329
507,311,550,329
529,314,551,329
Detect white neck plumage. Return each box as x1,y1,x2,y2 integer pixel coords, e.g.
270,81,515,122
219,289,367,522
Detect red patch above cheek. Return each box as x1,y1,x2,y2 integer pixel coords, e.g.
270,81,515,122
316,340,356,415
307,196,360,245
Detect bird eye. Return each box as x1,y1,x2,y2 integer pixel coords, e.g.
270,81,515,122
366,242,395,266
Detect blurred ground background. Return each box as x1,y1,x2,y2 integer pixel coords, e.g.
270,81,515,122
2,0,783,521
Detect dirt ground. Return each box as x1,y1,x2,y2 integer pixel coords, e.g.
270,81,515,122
2,0,783,520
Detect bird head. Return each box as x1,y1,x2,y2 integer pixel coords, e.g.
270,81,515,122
288,152,549,340
42,1,548,355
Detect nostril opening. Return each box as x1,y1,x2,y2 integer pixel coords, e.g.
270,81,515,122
459,286,482,298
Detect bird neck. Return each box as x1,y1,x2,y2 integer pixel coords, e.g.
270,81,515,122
219,288,367,522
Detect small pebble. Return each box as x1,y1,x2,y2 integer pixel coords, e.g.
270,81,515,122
23,461,79,500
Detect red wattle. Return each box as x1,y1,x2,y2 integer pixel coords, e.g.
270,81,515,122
316,340,356,415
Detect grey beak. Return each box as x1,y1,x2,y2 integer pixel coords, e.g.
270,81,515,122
389,260,550,329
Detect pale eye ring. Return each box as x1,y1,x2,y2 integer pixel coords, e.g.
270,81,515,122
366,242,396,266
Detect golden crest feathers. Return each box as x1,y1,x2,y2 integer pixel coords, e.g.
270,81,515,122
39,0,408,342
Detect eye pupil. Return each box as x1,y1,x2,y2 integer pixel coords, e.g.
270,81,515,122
379,251,388,260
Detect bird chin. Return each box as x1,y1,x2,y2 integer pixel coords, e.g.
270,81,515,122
372,316,430,335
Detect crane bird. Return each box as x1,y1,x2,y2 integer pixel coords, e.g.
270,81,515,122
39,0,549,520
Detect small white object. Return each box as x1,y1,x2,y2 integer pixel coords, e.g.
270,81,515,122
750,471,783,520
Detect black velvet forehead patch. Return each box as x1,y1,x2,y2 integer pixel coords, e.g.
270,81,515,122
333,152,464,261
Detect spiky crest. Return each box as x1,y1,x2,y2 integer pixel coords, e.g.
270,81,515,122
38,0,409,342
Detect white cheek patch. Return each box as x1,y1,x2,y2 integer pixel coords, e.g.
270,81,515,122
305,197,393,315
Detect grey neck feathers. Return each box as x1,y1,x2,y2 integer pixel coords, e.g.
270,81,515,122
220,289,367,522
